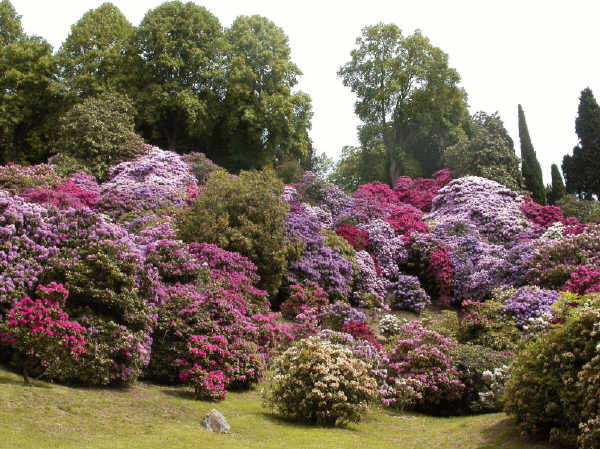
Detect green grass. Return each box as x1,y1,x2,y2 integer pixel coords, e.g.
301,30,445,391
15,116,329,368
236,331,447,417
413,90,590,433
0,367,555,449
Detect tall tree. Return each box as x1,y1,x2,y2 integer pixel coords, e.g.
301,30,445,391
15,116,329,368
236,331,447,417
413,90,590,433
518,104,546,203
57,3,134,99
130,1,225,152
0,35,63,163
444,112,523,191
338,24,468,183
563,88,600,199
214,15,312,171
549,163,566,204
0,0,23,46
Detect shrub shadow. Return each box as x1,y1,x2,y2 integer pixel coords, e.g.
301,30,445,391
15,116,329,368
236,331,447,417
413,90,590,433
477,417,560,449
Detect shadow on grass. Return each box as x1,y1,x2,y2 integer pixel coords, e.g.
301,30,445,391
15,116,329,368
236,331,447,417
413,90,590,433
477,417,558,449
259,411,360,432
161,387,196,401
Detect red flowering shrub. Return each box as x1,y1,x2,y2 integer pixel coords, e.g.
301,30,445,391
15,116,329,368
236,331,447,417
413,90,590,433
385,204,428,237
0,283,86,383
335,224,369,251
521,196,584,234
340,321,379,347
353,182,399,220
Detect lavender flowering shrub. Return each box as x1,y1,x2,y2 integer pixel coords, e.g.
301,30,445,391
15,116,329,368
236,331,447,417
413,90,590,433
389,275,431,312
502,286,562,328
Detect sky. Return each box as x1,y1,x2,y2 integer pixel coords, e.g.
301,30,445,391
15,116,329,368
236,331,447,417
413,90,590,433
11,0,600,182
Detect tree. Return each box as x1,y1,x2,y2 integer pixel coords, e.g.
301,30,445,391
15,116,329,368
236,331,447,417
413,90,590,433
213,15,312,171
563,88,600,199
0,0,23,46
338,24,468,183
54,91,143,180
130,1,225,152
549,163,566,204
444,112,523,191
56,3,134,99
0,35,63,164
518,105,546,204
329,144,388,192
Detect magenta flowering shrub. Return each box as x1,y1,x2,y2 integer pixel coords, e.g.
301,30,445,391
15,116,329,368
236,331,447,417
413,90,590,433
385,204,428,237
521,196,584,234
280,283,328,319
20,178,100,210
386,321,464,414
352,181,398,221
144,239,206,285
563,266,600,295
0,283,86,383
393,169,452,212
389,275,431,312
502,286,562,328
528,225,600,290
0,163,61,193
99,147,197,217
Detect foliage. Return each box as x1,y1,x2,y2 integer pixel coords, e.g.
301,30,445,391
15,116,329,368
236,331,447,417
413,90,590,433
0,163,61,193
55,91,142,180
562,88,600,199
181,152,220,185
264,336,378,426
549,163,566,205
557,195,600,224
445,112,523,191
457,300,520,351
518,105,546,204
178,169,289,296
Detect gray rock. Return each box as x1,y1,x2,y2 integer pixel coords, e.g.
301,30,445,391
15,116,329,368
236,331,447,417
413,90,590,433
201,409,231,434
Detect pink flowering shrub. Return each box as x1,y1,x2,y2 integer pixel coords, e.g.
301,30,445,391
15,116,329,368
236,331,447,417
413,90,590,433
386,321,464,414
563,265,600,295
385,204,428,237
0,283,86,383
280,282,328,319
521,196,584,234
20,179,100,210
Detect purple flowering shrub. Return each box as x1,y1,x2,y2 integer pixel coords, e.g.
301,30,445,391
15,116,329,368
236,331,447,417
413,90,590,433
389,275,431,312
0,191,61,314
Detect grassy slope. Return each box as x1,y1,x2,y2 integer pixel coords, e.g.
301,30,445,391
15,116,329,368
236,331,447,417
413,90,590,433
0,367,554,449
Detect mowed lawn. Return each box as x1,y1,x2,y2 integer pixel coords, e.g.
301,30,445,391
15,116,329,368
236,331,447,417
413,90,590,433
0,367,554,449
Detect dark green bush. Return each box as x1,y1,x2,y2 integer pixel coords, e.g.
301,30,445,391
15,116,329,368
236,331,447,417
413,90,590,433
504,299,600,447
178,169,290,296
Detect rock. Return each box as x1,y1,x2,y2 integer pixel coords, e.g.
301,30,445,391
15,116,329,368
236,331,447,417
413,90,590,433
201,409,231,434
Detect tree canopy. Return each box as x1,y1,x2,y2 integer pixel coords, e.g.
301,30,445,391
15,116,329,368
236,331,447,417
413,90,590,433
518,104,546,204
444,111,523,191
338,24,468,184
57,2,134,99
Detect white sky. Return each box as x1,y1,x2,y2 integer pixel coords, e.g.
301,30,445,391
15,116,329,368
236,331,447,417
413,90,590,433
11,0,600,182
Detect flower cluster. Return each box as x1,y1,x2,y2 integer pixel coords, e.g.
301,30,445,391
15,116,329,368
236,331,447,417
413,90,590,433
389,275,431,312
502,286,562,328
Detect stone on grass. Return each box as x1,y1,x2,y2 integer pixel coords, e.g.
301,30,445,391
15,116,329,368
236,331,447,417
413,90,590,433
201,409,230,434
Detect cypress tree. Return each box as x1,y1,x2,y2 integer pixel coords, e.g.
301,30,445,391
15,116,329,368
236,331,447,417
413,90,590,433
576,88,600,198
518,104,546,204
549,163,566,204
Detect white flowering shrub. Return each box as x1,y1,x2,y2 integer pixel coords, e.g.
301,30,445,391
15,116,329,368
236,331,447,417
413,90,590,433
541,221,565,241
263,337,378,426
471,366,509,413
379,314,405,339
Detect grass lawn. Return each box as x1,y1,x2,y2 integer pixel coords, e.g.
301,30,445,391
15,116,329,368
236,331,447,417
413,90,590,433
0,367,555,449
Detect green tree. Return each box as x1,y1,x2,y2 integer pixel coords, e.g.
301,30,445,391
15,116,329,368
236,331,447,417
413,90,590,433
57,3,134,99
0,35,63,163
130,1,225,152
445,112,523,191
55,91,143,180
549,163,566,204
518,104,546,203
329,144,388,192
178,169,290,296
213,15,312,171
338,24,468,183
563,88,600,199
0,0,23,46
